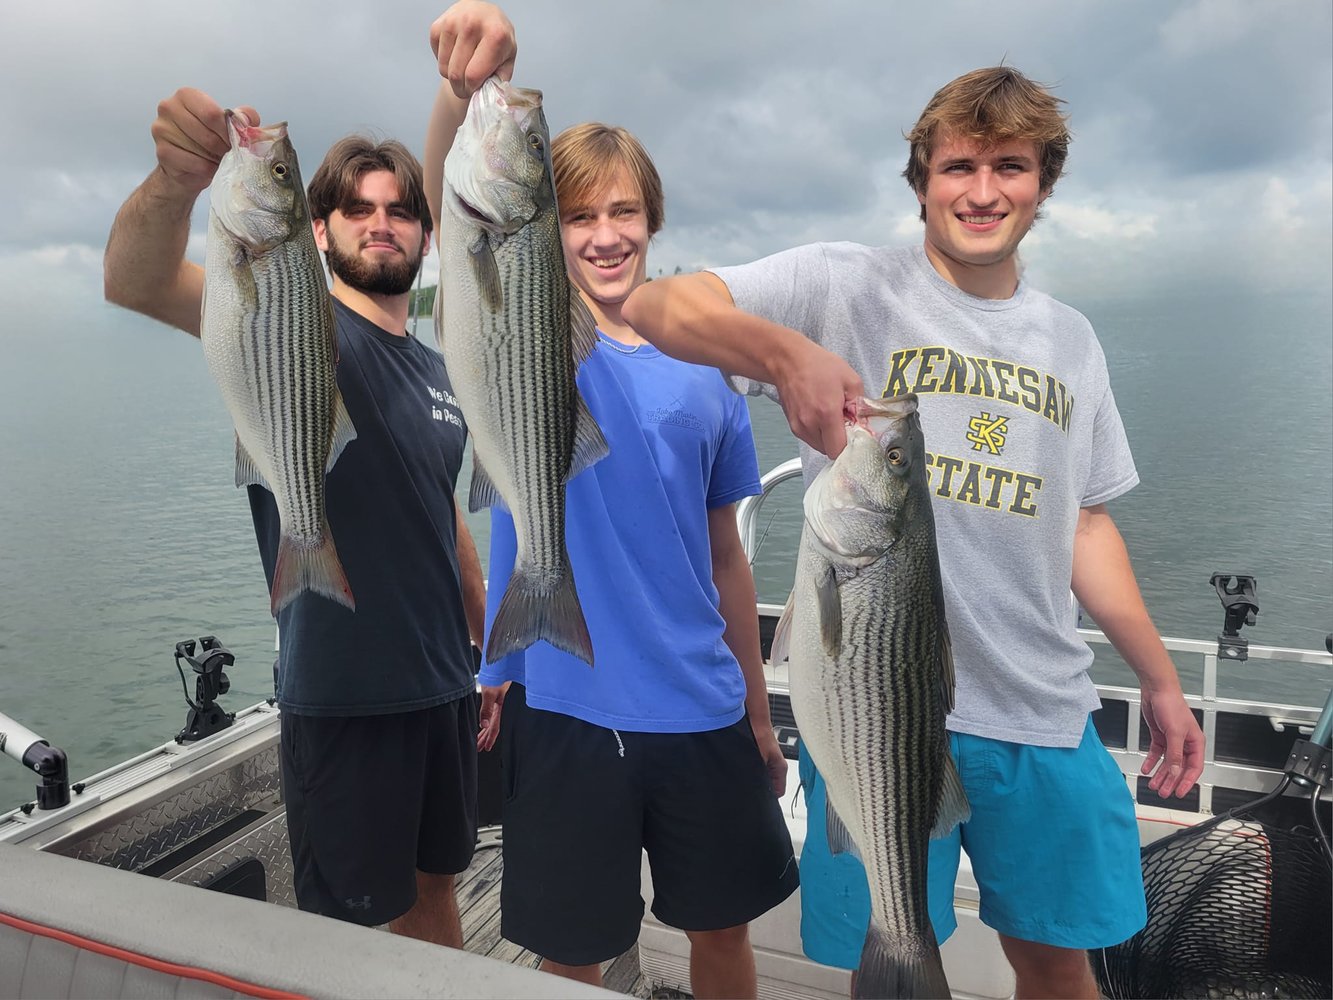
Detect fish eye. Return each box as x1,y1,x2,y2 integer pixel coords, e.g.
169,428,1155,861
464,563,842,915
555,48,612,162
886,448,905,465
527,132,543,152
272,162,289,180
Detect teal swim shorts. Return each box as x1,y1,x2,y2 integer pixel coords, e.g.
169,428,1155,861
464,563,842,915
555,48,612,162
797,716,1147,969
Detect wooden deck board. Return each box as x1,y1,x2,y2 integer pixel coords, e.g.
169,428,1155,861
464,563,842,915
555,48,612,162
458,834,651,997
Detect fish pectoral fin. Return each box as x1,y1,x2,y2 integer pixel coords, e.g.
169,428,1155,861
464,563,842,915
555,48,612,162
566,392,610,481
468,453,507,513
815,565,842,658
326,390,357,472
931,749,971,837
936,619,957,714
431,273,446,354
825,800,860,861
234,436,269,491
568,282,599,366
769,590,796,664
470,239,503,312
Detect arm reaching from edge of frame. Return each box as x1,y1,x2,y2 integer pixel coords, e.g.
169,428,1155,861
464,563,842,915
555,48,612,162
624,272,864,458
103,88,259,337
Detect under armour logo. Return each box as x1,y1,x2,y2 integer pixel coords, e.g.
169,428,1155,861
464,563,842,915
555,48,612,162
343,895,372,910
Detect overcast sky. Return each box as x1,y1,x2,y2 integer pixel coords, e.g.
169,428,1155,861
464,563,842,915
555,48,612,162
4,0,1330,327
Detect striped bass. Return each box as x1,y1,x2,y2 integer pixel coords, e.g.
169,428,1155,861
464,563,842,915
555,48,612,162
774,394,969,999
436,77,607,667
203,113,356,616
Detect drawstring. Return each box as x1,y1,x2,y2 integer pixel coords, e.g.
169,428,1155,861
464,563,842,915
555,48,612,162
611,729,625,758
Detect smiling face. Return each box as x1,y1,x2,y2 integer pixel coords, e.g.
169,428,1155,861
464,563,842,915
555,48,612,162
559,167,649,322
313,169,429,296
917,132,1049,299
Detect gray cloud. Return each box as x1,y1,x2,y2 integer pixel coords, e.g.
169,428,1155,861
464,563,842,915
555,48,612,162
3,0,1330,323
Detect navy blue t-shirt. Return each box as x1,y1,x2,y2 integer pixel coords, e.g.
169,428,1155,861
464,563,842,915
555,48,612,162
248,300,474,716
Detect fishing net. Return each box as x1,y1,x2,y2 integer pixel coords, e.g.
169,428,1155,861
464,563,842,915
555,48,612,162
1094,793,1332,999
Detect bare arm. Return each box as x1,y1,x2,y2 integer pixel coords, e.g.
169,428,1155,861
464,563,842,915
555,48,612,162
624,272,864,458
1071,503,1205,798
454,507,487,649
709,504,786,796
103,89,258,337
424,1,517,238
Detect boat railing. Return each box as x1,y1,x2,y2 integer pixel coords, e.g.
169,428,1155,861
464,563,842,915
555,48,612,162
738,458,1333,816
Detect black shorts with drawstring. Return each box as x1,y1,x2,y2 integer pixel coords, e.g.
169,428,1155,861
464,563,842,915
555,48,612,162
498,684,799,965
280,695,479,926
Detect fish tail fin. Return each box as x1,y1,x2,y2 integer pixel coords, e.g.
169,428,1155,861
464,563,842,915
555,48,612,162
854,920,951,1000
271,526,355,616
485,563,594,667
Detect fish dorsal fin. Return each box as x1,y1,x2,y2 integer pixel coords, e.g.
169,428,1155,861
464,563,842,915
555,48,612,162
931,747,971,838
468,452,507,513
568,281,598,367
326,389,357,472
769,589,796,664
566,392,610,482
825,799,861,861
815,563,841,658
937,617,956,714
234,435,269,491
470,239,503,312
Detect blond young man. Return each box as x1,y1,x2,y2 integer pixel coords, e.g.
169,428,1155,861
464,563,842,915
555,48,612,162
428,8,798,995
624,66,1206,1000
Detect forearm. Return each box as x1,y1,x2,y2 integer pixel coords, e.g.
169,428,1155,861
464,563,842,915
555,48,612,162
711,516,773,729
454,509,487,648
1071,506,1181,694
623,272,805,385
103,168,205,336
423,80,471,237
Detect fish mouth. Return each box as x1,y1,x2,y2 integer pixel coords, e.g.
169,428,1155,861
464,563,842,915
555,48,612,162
225,110,286,156
856,394,917,422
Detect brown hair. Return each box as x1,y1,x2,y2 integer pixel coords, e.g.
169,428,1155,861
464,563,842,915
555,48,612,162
904,67,1070,220
551,123,665,236
306,136,432,234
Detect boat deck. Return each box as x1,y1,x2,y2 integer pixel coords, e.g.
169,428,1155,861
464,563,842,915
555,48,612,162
457,836,656,998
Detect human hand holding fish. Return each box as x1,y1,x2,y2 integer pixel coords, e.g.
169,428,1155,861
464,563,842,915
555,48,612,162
772,336,864,460
430,1,516,99
151,88,260,198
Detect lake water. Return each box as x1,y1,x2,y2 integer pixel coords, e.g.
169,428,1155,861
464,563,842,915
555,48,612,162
1,291,1329,807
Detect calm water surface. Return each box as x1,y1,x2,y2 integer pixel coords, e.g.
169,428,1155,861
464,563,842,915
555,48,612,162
1,292,1329,807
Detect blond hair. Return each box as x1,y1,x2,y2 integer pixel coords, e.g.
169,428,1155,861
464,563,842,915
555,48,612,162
551,123,664,235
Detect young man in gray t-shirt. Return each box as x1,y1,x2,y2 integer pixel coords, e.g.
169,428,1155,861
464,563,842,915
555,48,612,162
625,66,1205,1000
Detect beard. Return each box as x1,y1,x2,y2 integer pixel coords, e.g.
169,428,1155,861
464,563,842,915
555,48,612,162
324,234,422,296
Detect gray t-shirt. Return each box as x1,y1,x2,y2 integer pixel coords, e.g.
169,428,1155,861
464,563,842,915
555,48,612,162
714,242,1138,747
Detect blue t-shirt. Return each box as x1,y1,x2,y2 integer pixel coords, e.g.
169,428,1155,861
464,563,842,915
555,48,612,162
249,300,475,716
477,333,760,733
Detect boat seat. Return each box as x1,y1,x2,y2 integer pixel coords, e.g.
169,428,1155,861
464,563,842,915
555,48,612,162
0,842,611,999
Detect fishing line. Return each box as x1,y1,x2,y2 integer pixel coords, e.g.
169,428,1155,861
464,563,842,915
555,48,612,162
748,506,784,570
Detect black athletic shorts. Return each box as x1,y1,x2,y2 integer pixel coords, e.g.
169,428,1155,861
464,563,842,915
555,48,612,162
499,684,799,965
280,695,479,926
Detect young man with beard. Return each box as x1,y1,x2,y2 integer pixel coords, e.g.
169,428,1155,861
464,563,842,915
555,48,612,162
101,0,516,945
624,67,1206,1000
426,5,798,995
